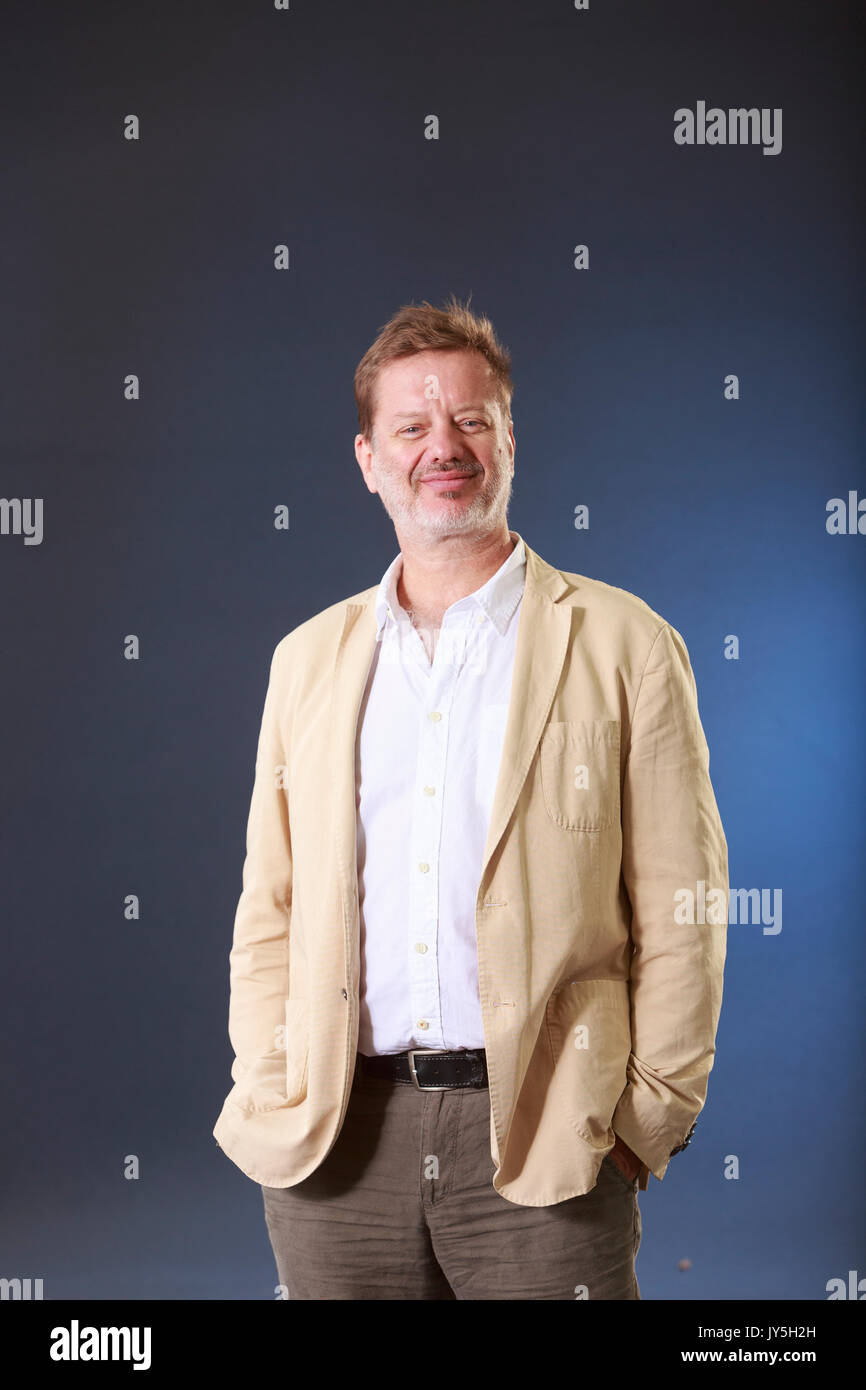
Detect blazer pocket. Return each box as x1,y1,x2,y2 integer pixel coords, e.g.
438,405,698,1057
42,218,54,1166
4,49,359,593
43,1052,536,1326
539,719,620,831
283,997,310,1104
545,978,631,1146
225,1052,294,1114
225,998,310,1115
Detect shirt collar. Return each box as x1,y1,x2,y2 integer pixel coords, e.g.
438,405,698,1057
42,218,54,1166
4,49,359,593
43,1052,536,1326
374,530,527,640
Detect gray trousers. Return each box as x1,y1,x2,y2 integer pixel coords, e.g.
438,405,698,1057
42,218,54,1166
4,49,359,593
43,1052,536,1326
261,1056,642,1300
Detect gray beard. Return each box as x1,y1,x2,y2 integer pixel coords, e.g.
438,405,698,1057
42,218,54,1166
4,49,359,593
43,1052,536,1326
370,460,513,542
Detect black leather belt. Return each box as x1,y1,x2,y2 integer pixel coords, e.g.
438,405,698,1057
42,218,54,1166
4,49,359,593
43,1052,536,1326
358,1047,488,1090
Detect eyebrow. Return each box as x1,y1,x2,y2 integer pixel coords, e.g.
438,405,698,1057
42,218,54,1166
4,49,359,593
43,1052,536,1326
389,404,491,421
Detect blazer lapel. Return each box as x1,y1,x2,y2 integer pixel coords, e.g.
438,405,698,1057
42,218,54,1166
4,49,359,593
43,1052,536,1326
330,594,379,968
479,541,572,893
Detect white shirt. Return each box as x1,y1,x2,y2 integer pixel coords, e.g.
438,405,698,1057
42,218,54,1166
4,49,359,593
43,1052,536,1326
355,530,527,1056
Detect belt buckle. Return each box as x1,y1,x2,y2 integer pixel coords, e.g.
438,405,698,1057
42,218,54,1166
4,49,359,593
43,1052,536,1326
407,1048,451,1091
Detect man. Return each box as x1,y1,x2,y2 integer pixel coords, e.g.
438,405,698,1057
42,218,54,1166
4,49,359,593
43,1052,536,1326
213,296,729,1300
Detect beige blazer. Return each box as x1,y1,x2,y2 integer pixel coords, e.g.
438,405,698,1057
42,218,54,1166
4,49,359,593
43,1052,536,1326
213,533,728,1204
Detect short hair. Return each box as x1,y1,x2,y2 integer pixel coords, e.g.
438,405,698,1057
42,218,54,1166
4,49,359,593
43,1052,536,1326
354,293,514,442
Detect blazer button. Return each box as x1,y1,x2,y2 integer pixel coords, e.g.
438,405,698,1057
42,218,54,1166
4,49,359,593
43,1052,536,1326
341,988,348,999
670,1121,697,1157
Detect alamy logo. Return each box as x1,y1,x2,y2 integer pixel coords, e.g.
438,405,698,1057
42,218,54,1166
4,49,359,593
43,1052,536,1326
0,1276,43,1299
0,497,43,545
674,880,783,935
826,1270,866,1300
49,1320,152,1370
674,102,782,156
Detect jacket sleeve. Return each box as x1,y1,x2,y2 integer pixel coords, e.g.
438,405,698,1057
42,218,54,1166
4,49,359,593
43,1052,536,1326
224,639,293,1090
611,621,728,1185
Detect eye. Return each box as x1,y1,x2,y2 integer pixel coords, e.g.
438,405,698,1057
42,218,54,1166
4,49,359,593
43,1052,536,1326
400,419,486,435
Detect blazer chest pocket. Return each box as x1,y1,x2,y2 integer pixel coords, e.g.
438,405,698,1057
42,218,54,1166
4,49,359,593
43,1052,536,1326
539,719,620,831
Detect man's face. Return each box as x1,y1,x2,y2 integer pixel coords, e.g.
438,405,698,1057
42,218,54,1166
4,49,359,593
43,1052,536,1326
355,349,515,545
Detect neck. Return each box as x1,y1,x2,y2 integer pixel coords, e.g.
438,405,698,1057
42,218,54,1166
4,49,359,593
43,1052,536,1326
396,526,515,627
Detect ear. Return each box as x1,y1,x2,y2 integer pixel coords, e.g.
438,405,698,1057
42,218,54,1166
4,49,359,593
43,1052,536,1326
355,433,379,494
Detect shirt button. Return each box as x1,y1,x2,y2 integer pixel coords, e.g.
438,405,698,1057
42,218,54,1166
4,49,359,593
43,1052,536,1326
415,942,428,954
418,862,430,873
428,711,441,722
417,1020,429,1030
423,786,435,796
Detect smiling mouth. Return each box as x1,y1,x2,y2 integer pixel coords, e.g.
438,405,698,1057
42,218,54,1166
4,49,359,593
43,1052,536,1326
420,471,476,492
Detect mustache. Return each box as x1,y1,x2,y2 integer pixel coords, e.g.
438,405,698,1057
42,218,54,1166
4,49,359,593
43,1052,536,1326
416,464,480,479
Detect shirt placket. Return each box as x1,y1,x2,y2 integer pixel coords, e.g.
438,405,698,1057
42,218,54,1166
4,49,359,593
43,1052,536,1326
406,616,468,1049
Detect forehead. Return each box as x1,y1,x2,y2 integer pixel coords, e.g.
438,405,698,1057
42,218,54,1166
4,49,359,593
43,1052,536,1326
375,349,496,407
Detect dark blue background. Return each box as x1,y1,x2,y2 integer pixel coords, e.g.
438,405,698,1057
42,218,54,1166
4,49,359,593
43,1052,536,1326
1,0,863,1299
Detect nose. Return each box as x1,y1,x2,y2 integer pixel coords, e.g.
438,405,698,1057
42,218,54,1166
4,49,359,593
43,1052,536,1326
425,419,469,467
